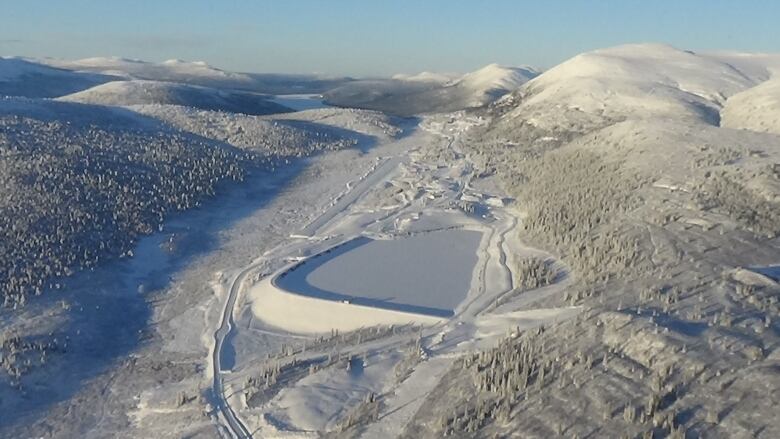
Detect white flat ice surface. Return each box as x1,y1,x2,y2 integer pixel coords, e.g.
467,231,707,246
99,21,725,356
276,230,482,316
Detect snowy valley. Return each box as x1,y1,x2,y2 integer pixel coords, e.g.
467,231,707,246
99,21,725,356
0,42,779,439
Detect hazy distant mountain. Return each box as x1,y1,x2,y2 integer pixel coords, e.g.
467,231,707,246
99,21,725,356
39,56,354,95
324,63,539,116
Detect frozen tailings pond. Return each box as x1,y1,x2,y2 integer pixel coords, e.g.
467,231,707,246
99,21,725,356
249,228,486,333
277,229,482,317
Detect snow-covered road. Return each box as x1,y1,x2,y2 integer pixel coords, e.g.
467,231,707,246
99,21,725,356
298,156,406,237
211,265,255,438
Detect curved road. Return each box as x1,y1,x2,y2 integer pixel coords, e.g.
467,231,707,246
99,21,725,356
211,265,256,438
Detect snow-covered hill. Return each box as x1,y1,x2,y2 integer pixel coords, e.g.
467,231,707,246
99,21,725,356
0,95,372,309
0,97,255,307
44,56,254,85
721,77,780,134
0,57,116,98
451,63,538,100
489,44,777,135
324,63,538,115
58,80,291,116
128,104,363,156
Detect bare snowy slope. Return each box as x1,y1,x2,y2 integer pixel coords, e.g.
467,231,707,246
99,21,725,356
324,64,538,116
391,71,456,83
455,63,537,98
721,77,780,134
488,43,770,136
58,80,291,116
711,51,780,135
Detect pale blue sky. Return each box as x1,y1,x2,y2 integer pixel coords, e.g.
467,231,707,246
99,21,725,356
2,1,779,76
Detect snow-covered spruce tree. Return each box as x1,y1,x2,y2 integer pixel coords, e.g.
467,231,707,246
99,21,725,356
515,258,556,289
